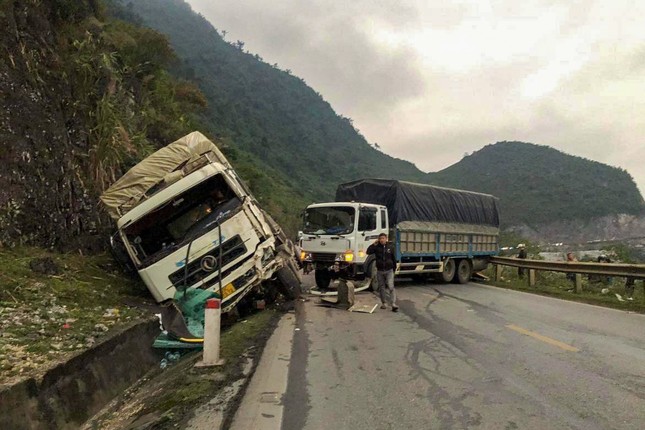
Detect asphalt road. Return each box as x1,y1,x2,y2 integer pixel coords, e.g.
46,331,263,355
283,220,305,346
233,278,645,430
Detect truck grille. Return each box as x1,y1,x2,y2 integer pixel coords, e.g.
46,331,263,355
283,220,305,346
169,235,246,287
311,252,337,262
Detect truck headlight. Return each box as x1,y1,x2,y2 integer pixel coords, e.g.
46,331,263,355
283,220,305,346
343,250,354,262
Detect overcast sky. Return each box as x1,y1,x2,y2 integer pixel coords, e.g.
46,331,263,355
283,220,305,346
187,0,645,196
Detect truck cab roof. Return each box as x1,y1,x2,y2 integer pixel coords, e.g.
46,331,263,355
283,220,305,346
101,131,231,221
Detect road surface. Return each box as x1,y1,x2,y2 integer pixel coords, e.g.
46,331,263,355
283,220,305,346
231,278,645,430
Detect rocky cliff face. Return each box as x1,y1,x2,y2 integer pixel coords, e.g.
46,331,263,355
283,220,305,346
0,1,101,250
508,214,645,244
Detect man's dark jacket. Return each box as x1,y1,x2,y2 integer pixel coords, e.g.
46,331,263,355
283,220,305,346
366,242,397,272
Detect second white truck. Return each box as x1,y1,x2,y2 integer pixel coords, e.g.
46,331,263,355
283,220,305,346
300,179,500,292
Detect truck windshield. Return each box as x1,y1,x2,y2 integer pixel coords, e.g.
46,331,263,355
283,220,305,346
303,206,355,235
123,174,241,265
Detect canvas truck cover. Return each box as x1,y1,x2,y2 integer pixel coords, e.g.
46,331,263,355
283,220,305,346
335,179,500,227
100,131,231,220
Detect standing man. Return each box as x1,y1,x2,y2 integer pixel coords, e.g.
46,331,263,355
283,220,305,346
565,252,578,285
367,233,398,312
517,244,527,279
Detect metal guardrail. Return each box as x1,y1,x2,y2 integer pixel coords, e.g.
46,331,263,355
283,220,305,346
490,256,645,280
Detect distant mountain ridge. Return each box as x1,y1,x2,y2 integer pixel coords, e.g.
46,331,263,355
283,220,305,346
429,142,645,227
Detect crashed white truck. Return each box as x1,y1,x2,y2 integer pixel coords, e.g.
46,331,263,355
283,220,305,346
100,132,301,321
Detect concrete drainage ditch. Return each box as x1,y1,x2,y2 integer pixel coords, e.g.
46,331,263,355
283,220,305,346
0,317,160,430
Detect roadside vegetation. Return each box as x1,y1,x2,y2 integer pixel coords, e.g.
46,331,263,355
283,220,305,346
0,247,148,384
491,233,645,312
483,265,645,314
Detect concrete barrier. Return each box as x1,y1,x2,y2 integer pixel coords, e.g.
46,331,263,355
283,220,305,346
0,317,160,430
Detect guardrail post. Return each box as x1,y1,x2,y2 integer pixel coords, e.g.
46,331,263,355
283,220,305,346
529,269,536,287
495,264,502,281
575,274,582,293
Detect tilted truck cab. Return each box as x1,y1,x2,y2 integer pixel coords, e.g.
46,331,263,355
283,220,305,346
101,131,300,312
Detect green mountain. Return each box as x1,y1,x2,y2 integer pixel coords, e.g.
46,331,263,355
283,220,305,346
429,142,645,227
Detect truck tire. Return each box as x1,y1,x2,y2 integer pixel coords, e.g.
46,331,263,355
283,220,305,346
315,268,331,290
455,259,472,284
276,266,300,300
287,258,303,283
440,258,456,283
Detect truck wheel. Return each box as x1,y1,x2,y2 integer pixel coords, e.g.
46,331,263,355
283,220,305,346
287,258,303,283
455,259,472,284
314,268,331,290
276,266,300,300
440,258,456,283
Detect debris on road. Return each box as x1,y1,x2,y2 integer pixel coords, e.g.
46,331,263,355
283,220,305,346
348,303,378,313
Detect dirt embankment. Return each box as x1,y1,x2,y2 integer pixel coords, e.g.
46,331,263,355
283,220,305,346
0,248,149,384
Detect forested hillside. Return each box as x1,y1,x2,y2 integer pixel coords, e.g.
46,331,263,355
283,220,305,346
126,1,428,195
2,0,644,251
429,142,645,227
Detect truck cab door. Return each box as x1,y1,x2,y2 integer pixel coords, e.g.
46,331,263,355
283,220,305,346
379,208,390,238
358,207,378,249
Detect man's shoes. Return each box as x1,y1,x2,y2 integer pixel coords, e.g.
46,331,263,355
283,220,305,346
392,306,399,312
380,304,387,309
627,297,634,301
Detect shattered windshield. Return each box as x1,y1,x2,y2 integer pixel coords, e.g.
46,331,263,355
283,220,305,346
303,206,356,235
123,174,241,265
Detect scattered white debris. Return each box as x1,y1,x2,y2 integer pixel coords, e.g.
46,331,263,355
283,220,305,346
94,323,109,332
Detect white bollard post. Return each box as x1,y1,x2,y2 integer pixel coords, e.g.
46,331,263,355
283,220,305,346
196,298,225,367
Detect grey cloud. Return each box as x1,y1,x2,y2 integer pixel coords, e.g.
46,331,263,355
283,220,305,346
188,0,426,119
